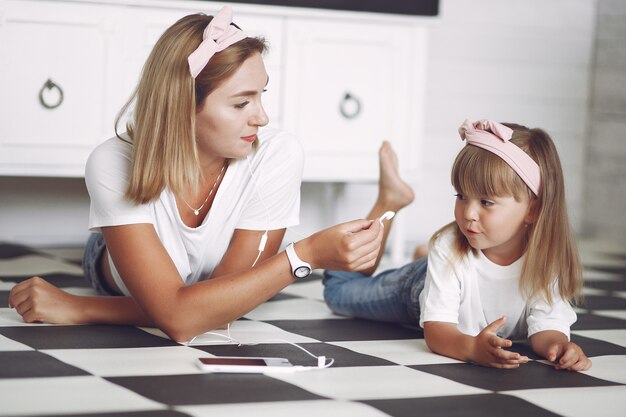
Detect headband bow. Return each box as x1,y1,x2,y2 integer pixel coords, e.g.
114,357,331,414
458,119,541,195
187,6,248,79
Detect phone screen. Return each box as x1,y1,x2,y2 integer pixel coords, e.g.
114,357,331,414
199,357,268,366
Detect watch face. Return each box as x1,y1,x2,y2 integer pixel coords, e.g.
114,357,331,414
294,266,312,278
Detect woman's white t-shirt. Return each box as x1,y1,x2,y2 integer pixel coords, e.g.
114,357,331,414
419,229,576,340
85,128,303,295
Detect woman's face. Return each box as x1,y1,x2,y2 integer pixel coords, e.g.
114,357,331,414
195,52,269,164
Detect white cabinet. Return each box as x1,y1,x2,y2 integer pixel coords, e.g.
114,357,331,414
284,18,426,181
0,0,121,176
0,0,426,181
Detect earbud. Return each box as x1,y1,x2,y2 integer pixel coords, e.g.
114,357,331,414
378,211,395,224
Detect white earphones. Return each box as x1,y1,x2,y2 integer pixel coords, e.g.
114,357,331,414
378,211,395,224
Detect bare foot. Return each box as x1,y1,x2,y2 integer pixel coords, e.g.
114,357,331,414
413,244,429,260
378,141,415,211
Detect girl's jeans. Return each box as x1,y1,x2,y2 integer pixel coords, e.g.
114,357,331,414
322,257,428,325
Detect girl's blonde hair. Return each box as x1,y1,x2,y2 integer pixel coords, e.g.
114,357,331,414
431,123,582,304
115,13,267,204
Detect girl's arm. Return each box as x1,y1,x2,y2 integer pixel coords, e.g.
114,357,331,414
424,317,529,368
530,330,592,371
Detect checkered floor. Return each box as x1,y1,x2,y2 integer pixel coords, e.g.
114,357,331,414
1,240,626,417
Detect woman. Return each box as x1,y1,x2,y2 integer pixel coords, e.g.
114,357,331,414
8,6,383,342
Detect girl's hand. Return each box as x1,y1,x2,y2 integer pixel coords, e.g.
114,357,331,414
546,341,592,371
299,219,384,272
471,316,529,368
8,277,82,324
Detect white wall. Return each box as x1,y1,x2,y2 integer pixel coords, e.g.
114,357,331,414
583,0,626,243
0,0,598,250
289,0,598,256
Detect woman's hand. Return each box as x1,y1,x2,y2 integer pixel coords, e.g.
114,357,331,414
470,316,529,368
8,277,82,324
298,219,384,272
545,341,592,371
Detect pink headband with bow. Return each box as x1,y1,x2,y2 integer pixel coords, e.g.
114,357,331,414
458,119,541,195
187,6,247,79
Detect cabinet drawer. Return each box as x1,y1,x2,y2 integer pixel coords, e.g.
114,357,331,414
283,18,417,181
0,0,119,176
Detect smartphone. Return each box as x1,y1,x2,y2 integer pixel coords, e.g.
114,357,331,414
196,356,295,374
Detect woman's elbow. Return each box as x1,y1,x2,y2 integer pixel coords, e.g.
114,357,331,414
157,316,197,343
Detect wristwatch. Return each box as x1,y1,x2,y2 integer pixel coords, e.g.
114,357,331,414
285,242,312,279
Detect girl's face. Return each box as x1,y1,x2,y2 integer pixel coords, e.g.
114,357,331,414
195,52,269,165
454,192,534,265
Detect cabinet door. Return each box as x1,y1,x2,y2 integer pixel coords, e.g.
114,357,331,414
283,18,421,181
0,0,118,177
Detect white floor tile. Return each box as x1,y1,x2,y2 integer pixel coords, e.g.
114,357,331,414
0,308,54,327
63,286,99,296
579,355,626,384
0,280,16,291
244,298,345,321
38,246,84,262
582,269,623,282
592,310,626,321
0,255,83,276
505,386,626,417
0,376,165,416
281,280,325,301
572,329,626,347
0,334,33,351
186,320,320,346
581,287,611,296
270,365,487,401
330,339,462,366
177,400,391,417
43,346,208,377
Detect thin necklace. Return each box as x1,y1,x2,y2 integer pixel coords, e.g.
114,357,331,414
181,160,227,216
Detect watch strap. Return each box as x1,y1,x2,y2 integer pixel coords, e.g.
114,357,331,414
285,242,312,279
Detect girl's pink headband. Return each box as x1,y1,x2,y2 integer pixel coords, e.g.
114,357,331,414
187,6,248,79
458,119,541,195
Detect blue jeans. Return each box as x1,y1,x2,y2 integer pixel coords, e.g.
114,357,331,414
82,233,121,296
323,257,428,325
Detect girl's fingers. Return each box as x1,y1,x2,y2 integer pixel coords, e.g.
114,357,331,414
489,334,512,349
491,362,521,369
556,350,577,370
484,316,507,333
547,344,563,363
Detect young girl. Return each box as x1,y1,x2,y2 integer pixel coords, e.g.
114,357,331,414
8,6,384,342
324,119,592,371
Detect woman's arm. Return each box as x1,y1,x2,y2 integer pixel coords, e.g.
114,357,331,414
211,228,286,277
102,218,382,342
8,228,286,327
424,317,529,368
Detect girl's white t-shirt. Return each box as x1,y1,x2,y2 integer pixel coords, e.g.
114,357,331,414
419,229,576,340
85,128,303,295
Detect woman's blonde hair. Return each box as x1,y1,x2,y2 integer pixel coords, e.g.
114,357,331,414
431,123,582,304
115,13,267,204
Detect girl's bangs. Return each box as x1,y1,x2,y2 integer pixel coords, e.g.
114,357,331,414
452,145,528,199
